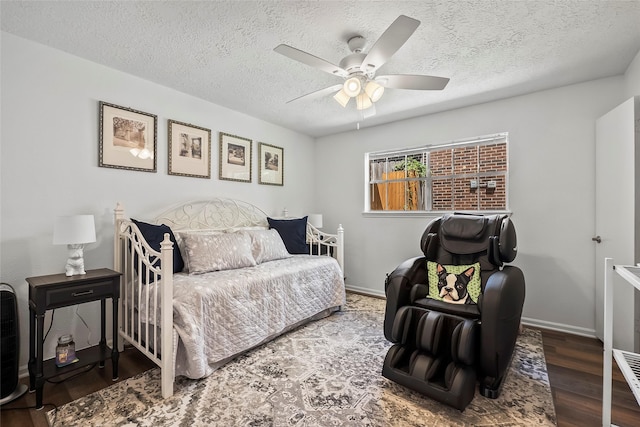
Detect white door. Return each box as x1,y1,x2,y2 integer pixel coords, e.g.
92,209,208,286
594,96,637,351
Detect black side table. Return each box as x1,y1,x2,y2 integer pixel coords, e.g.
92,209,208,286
26,268,121,409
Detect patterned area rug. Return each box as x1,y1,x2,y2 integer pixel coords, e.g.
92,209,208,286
48,294,557,426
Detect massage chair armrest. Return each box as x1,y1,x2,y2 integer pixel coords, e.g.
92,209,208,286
384,256,428,341
479,265,526,379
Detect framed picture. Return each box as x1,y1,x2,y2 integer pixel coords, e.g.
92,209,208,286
258,143,284,186
168,119,211,178
99,101,157,172
219,132,252,182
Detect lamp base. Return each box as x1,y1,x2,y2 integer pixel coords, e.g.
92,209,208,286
65,244,86,276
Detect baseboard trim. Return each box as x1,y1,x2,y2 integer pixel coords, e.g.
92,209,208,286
521,316,597,338
343,286,599,339
19,365,28,379
345,285,385,298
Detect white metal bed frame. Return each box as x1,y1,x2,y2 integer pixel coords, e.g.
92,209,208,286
113,198,344,398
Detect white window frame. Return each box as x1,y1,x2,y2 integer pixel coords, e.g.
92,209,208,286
364,133,510,215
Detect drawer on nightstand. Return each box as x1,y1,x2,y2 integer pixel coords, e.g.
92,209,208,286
46,280,114,306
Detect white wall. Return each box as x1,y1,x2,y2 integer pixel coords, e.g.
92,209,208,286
624,48,640,97
316,77,626,336
0,33,317,372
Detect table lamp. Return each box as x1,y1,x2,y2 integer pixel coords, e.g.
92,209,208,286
53,215,96,276
308,214,323,229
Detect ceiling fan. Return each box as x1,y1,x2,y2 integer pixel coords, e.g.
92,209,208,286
274,15,449,117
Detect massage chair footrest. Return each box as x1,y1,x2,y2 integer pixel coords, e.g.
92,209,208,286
383,346,477,411
382,308,479,410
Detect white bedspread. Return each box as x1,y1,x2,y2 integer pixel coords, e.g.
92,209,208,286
140,255,345,379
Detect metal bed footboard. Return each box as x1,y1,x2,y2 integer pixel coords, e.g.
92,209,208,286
114,203,176,398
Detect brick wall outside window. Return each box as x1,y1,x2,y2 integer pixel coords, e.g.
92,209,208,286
430,143,507,211
367,134,508,212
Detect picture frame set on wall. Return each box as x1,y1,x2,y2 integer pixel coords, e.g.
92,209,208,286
219,132,252,183
98,101,283,185
99,101,158,172
258,142,284,186
168,119,212,179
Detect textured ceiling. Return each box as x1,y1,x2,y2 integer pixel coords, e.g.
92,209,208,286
2,1,640,137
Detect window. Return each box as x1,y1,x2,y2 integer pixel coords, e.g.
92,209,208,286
366,133,508,212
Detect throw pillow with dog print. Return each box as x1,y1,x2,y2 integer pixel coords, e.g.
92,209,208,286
427,261,482,304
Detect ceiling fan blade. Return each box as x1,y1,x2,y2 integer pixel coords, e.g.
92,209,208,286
361,15,420,72
286,84,343,104
274,44,348,77
376,74,450,90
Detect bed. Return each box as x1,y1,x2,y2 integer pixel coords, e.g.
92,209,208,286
113,198,346,398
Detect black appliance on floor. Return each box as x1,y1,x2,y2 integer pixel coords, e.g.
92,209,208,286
1,283,28,405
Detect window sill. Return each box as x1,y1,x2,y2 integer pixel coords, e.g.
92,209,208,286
362,210,512,218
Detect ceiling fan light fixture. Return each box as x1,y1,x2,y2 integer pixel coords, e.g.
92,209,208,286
362,103,376,119
343,77,361,97
333,89,350,107
365,81,385,102
356,93,373,110
274,15,449,119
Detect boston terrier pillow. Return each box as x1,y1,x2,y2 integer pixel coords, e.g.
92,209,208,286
427,261,481,304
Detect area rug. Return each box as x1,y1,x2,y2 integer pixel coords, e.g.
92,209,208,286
48,294,557,426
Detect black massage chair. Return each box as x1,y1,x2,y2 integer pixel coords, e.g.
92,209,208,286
382,213,525,410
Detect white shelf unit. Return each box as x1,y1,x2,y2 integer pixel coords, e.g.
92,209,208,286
603,258,640,426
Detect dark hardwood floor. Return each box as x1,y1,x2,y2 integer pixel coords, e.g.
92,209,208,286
2,329,639,426
1,346,157,427
541,328,640,426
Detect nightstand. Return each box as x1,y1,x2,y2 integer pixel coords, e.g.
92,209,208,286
26,268,121,410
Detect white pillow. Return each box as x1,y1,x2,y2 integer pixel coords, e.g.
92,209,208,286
180,232,256,274
244,229,291,264
175,230,224,273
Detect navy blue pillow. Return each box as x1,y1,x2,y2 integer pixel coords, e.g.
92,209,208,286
267,216,308,254
131,219,184,275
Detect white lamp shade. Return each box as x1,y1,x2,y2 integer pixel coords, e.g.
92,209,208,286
365,81,385,102
343,77,361,97
308,214,323,229
53,215,96,245
356,93,373,110
333,89,350,108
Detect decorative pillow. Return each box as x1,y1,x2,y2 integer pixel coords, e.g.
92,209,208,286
427,261,481,305
243,229,291,264
175,230,224,273
267,216,308,254
180,232,256,274
131,219,185,279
